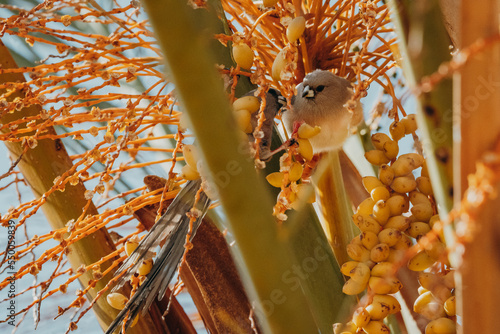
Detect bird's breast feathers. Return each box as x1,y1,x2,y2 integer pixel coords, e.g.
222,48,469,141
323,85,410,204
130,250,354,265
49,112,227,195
307,111,352,152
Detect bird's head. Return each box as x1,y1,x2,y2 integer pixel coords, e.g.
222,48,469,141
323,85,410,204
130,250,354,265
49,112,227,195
296,69,352,103
285,69,363,152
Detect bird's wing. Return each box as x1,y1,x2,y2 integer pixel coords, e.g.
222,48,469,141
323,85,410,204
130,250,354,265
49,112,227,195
246,88,285,161
106,180,211,334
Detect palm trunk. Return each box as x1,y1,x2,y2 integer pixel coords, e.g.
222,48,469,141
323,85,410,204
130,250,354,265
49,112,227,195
455,1,500,332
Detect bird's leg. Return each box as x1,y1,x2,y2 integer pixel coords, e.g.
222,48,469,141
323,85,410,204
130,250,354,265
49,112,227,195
269,137,298,156
268,121,304,156
291,120,304,135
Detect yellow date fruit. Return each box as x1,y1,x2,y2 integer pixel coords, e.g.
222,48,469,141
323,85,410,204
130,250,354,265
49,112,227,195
233,96,260,113
137,259,153,276
365,149,390,166
360,231,379,250
272,48,287,81
378,228,402,247
297,138,314,161
352,307,370,327
125,240,139,257
266,172,285,188
401,114,418,134
357,197,375,215
371,133,391,150
390,176,417,193
425,317,456,334
183,144,200,171
373,294,401,314
444,296,456,316
342,278,367,295
408,251,435,271
378,164,395,186
389,120,405,141
232,43,254,69
363,320,390,334
288,162,303,182
370,243,390,263
181,164,200,180
107,292,129,310
366,302,390,321
371,186,390,202
297,123,321,138
362,176,385,192
286,16,306,43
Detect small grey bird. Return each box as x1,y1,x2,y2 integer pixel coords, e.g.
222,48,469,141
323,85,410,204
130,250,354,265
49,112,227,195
285,69,363,152
246,87,285,161
105,70,362,333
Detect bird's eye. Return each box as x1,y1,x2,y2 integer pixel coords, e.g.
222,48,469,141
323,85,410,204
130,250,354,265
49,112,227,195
316,85,325,92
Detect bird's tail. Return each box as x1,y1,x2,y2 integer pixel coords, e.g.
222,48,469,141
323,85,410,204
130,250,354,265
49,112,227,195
106,179,211,334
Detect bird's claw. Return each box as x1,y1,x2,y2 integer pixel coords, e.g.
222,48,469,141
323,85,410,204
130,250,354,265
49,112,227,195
266,122,303,158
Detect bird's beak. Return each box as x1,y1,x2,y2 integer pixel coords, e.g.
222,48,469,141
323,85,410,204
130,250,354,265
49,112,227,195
302,85,315,99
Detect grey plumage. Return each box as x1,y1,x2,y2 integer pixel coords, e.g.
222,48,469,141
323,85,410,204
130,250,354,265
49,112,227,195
246,88,285,161
286,69,363,152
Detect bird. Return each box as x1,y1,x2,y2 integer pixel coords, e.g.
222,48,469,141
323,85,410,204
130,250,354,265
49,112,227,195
246,87,286,161
284,69,363,153
105,69,362,333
